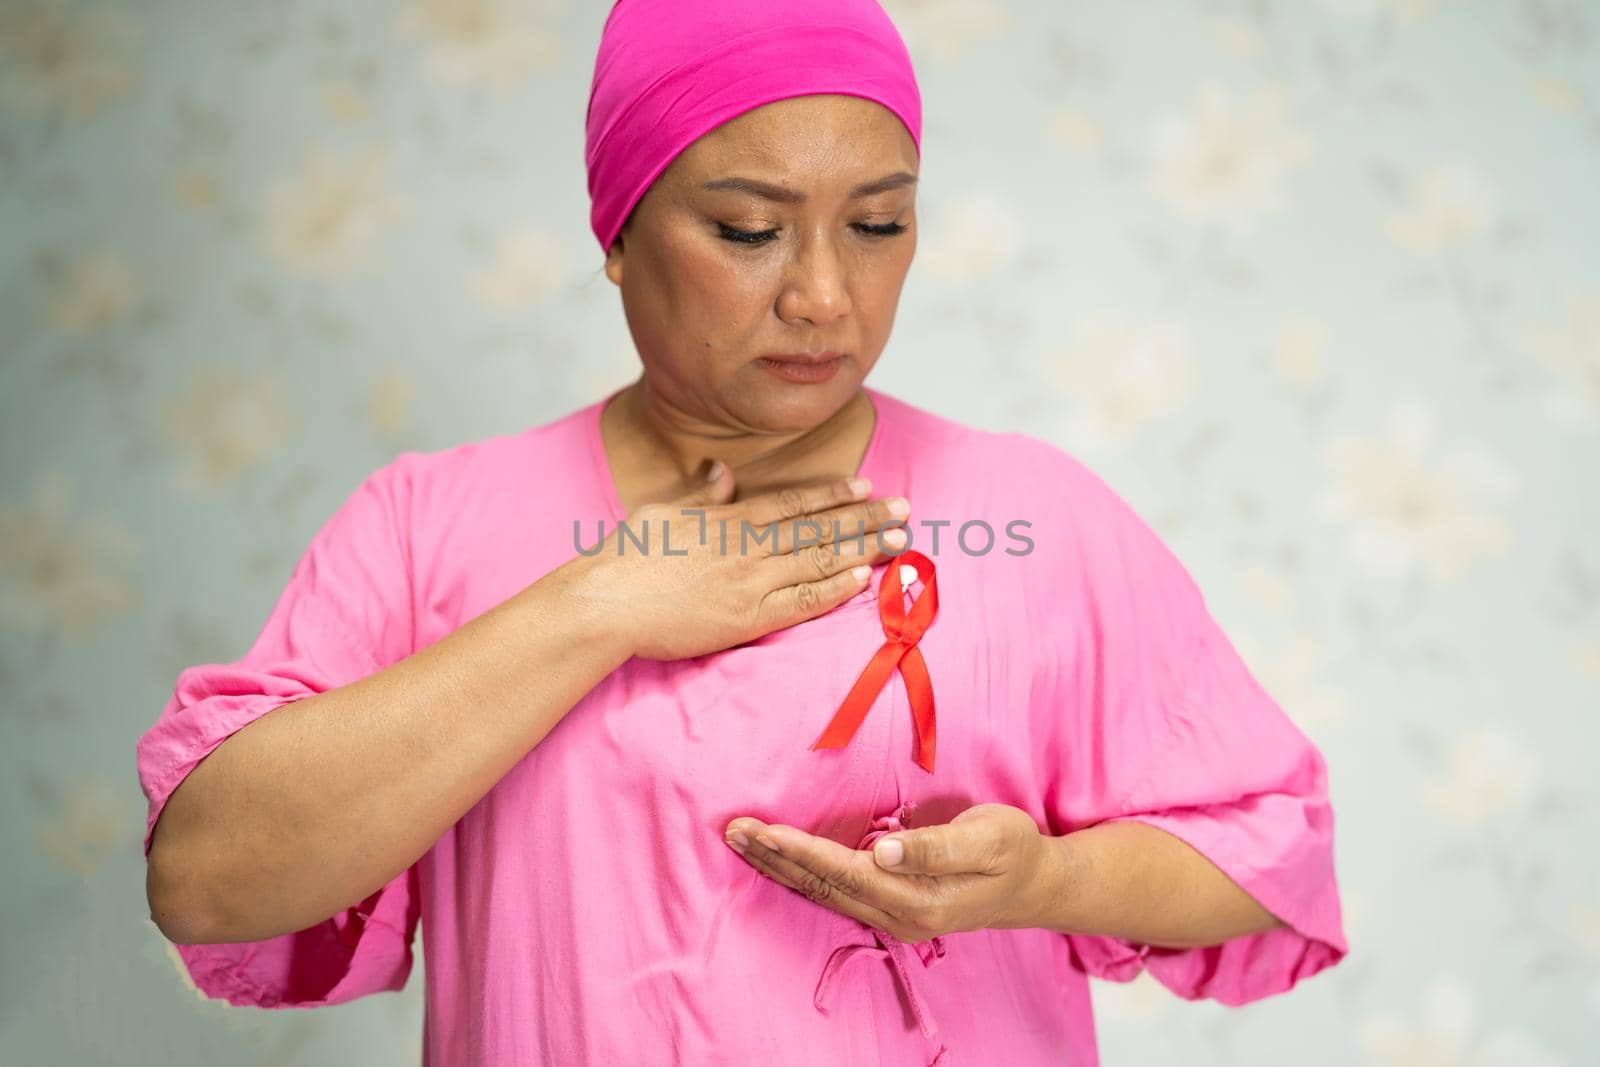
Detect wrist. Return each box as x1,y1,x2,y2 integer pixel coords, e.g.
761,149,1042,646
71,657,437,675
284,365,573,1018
535,555,638,666
1019,832,1088,934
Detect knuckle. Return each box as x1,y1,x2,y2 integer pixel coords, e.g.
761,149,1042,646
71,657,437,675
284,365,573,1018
804,542,836,577
776,487,808,518
795,870,833,905
793,582,822,612
984,836,1011,869
834,866,866,898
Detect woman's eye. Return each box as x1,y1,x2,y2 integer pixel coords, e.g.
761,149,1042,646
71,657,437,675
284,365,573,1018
715,221,908,245
855,221,907,238
717,223,778,245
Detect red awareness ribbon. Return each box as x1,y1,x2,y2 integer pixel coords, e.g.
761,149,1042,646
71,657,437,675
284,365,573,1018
810,549,939,773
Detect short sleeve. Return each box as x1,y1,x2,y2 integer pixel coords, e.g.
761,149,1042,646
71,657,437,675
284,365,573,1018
135,456,422,1008
1025,438,1349,1006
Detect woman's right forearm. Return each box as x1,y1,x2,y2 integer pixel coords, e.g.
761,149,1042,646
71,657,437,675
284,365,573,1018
146,557,631,945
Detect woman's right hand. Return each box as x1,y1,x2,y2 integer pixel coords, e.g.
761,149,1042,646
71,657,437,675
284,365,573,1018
561,462,910,661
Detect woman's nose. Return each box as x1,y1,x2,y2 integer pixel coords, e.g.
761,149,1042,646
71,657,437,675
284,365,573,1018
776,229,852,326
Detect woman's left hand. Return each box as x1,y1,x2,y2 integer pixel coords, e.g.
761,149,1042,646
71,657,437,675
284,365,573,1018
723,802,1059,943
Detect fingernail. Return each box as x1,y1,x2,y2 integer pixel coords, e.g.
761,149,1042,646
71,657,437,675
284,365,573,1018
755,834,781,854
883,527,907,548
848,476,871,497
725,829,749,851
875,838,904,867
886,497,909,518
706,459,726,483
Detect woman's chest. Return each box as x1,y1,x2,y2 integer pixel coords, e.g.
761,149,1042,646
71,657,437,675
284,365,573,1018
480,559,1044,843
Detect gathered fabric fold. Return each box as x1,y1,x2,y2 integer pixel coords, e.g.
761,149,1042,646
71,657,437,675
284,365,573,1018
813,800,953,1066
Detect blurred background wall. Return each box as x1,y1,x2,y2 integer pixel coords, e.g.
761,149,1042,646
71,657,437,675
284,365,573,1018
2,0,1597,1063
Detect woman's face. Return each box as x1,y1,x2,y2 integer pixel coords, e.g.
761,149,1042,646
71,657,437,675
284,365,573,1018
604,93,918,435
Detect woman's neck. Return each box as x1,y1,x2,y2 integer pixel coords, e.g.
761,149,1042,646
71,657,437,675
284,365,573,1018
600,379,877,514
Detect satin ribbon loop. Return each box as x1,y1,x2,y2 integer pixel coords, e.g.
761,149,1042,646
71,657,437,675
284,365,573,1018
811,550,940,772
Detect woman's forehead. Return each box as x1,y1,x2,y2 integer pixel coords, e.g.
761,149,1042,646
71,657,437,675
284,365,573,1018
674,97,918,184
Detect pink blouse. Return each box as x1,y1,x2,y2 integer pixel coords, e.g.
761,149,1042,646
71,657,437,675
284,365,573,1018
136,385,1348,1066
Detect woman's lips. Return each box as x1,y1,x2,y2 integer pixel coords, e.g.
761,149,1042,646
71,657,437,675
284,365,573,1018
757,354,846,383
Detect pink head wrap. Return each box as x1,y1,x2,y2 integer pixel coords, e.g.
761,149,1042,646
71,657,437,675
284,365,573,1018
584,0,923,255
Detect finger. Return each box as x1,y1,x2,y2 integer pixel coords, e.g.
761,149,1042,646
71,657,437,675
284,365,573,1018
773,525,907,591
760,564,873,628
871,810,1012,877
733,838,899,933
671,458,737,509
740,476,870,529
747,821,909,903
725,822,904,931
761,497,908,557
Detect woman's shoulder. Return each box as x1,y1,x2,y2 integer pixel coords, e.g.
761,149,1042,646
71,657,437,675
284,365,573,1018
870,389,1167,573
371,399,602,496
869,387,1101,493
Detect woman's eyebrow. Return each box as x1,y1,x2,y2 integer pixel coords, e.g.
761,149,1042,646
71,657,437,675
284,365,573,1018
700,171,918,203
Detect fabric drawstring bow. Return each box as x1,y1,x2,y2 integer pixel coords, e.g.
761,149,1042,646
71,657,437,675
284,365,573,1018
813,800,953,1065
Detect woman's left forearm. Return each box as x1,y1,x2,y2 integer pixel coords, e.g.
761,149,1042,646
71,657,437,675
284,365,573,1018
1018,819,1286,949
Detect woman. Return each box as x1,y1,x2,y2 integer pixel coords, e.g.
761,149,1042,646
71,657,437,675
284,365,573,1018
137,2,1347,1064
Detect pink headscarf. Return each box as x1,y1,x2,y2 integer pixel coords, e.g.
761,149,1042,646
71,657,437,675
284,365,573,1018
584,0,923,255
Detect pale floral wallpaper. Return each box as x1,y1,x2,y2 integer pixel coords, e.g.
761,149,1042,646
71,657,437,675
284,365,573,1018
1,0,1597,1064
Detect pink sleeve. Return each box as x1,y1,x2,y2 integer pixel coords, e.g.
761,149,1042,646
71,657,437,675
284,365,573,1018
135,457,422,1008
1029,440,1349,1006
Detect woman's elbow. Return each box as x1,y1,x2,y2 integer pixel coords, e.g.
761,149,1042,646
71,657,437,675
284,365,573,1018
146,819,229,944
145,825,220,940
146,850,203,945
